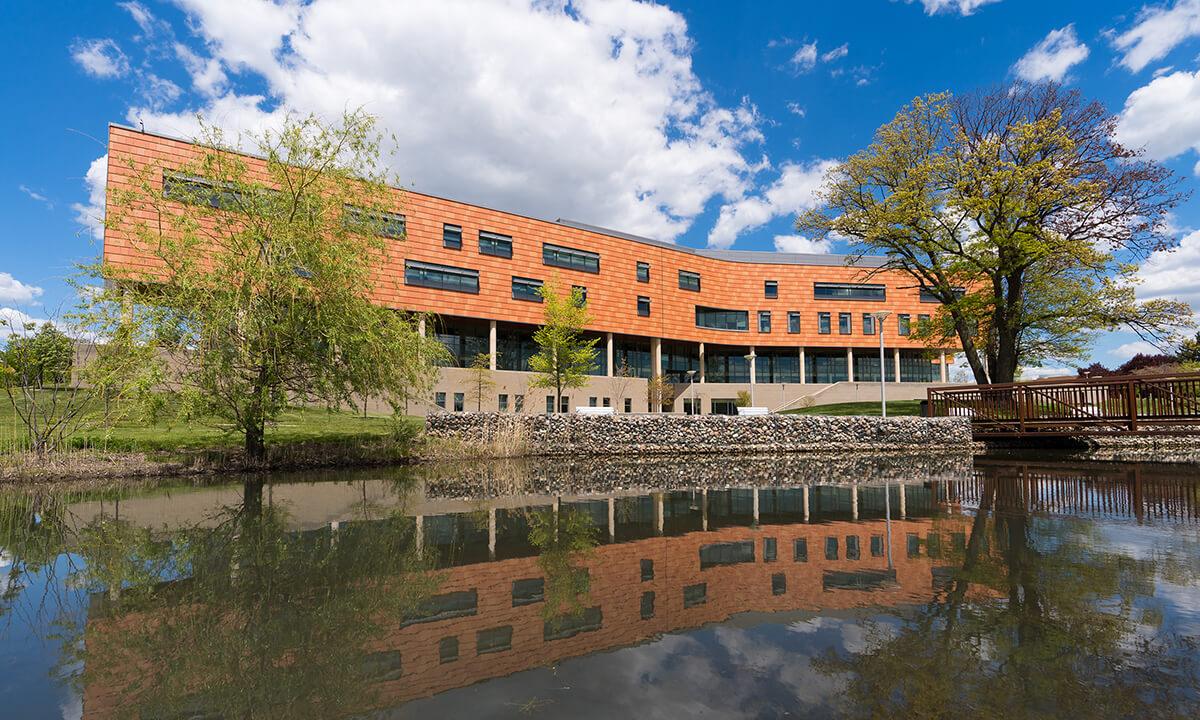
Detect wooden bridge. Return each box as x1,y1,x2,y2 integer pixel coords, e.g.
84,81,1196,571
927,371,1200,438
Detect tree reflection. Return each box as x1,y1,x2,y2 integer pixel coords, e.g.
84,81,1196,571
527,503,598,622
58,477,439,720
813,469,1200,719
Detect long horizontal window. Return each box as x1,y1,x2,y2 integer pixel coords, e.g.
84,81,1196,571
512,277,544,302
543,243,599,273
920,286,965,303
480,230,513,258
344,205,405,239
404,260,479,294
162,171,253,210
696,306,748,331
679,270,701,292
813,282,886,301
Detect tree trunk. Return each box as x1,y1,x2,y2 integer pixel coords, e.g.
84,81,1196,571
245,418,266,462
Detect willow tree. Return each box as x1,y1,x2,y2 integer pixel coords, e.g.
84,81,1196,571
798,83,1192,384
529,274,598,412
103,111,446,460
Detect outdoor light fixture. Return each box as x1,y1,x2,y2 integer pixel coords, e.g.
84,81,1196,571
686,369,697,415
744,351,757,407
869,311,892,418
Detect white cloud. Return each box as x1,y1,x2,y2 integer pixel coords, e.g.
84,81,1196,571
1018,366,1075,380
174,42,227,97
0,307,49,334
0,273,44,305
1135,228,1200,309
1013,25,1089,82
124,0,766,244
1109,340,1163,358
69,38,129,78
790,42,818,73
18,185,52,209
773,234,832,254
120,0,157,36
1116,69,1200,172
72,155,108,242
1112,0,1200,74
707,159,835,249
905,0,1001,16
786,102,805,117
820,43,849,62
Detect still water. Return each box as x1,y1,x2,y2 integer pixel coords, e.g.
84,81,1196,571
2,451,1200,719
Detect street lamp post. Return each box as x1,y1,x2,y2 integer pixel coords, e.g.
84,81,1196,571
686,369,697,415
743,351,757,407
870,311,892,418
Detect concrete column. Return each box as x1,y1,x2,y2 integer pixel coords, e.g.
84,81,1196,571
846,347,854,382
654,493,664,536
698,342,706,383
939,350,948,382
753,488,760,526
488,508,496,560
803,486,809,522
748,346,757,386
799,347,806,384
488,320,497,370
330,521,339,548
606,332,614,377
851,485,859,520
607,497,615,541
417,315,426,337
415,515,424,553
651,337,663,378
899,484,907,519
893,347,901,384
701,488,709,531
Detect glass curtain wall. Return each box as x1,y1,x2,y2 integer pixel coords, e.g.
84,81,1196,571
900,351,939,381
705,346,751,383
804,351,849,383
432,317,489,367
754,349,801,383
497,324,538,372
662,342,699,383
853,353,897,382
615,337,652,378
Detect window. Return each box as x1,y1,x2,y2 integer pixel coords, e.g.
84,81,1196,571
918,314,930,327
637,296,651,317
405,260,479,294
588,397,597,407
794,538,808,562
920,286,965,303
696,306,749,331
443,224,462,249
813,282,886,301
818,312,831,334
772,573,786,595
439,637,458,664
825,537,839,560
679,270,701,292
546,396,555,413
624,398,632,413
871,536,884,557
543,243,599,273
498,394,508,411
863,313,876,335
514,395,524,412
636,261,650,283
560,396,569,413
344,205,405,238
572,285,587,307
788,311,801,334
765,280,778,298
479,230,513,258
641,591,655,620
435,392,446,409
476,626,513,655
641,559,654,581
512,277,544,302
839,312,852,335
511,578,545,607
453,393,464,412
758,311,771,333
162,171,251,210
700,541,755,569
764,538,777,562
603,397,610,407
898,314,911,336
846,535,860,560
683,583,707,608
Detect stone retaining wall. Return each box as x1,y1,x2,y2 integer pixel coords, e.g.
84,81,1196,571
425,412,974,456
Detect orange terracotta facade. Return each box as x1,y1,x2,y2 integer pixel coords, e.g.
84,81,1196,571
102,124,952,355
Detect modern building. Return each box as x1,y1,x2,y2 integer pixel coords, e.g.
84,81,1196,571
102,124,957,415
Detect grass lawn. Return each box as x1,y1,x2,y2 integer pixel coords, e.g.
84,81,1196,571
0,391,421,454
781,400,923,417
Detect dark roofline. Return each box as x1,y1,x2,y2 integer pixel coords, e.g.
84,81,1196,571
109,121,887,269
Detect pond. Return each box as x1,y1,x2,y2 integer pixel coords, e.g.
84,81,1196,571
2,451,1200,719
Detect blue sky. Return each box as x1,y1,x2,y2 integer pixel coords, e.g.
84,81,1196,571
5,0,1200,371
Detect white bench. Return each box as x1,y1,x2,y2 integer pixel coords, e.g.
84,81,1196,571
576,406,615,415
736,406,770,416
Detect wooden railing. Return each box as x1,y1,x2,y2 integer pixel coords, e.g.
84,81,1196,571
927,371,1200,436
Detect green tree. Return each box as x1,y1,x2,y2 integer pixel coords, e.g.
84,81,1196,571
102,110,446,460
465,351,496,411
1177,330,1200,365
528,274,598,412
0,323,74,387
646,373,673,413
797,82,1192,385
